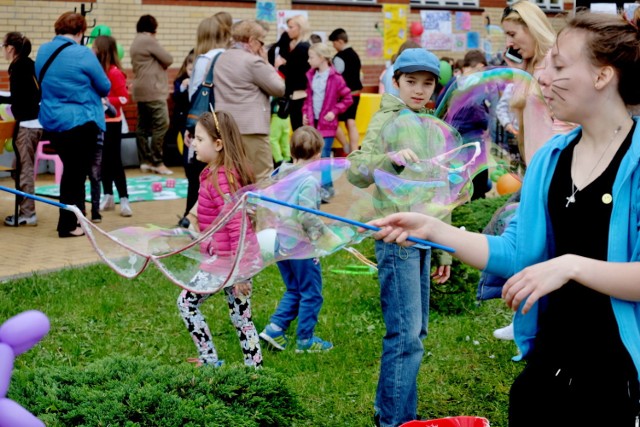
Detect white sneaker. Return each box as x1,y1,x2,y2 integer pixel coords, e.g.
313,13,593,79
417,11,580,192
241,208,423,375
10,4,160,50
120,197,133,217
99,194,115,211
140,163,156,173
4,214,37,226
493,322,514,341
155,164,173,175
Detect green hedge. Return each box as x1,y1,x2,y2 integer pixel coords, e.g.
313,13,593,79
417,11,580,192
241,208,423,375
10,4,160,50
10,356,307,427
430,195,510,315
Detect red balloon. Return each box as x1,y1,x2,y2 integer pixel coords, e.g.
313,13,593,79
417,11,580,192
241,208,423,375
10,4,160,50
410,21,424,37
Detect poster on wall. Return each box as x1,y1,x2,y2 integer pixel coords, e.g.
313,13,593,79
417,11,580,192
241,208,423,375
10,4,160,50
383,4,408,60
467,31,480,49
420,11,452,33
452,33,466,52
257,1,276,22
590,3,617,13
455,12,471,31
423,32,453,51
624,3,640,19
366,37,383,58
276,10,309,38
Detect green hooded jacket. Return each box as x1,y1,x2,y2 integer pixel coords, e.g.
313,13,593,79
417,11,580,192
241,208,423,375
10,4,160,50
347,93,452,266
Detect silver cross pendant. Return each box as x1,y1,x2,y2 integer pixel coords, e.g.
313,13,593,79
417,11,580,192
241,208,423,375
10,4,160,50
565,194,576,207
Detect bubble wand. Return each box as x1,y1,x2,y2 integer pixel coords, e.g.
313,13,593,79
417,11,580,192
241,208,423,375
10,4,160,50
246,192,455,253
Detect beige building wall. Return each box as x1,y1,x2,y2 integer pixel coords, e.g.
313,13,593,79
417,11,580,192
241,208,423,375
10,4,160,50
0,0,570,91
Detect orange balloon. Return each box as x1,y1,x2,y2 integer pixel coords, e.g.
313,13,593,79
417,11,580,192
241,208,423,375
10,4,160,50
496,173,522,195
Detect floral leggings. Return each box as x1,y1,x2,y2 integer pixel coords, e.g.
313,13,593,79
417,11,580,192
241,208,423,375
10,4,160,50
177,274,262,367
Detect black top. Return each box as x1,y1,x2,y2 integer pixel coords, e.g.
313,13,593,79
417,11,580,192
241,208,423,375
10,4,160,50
0,56,40,121
268,32,310,95
171,77,190,132
535,122,637,377
333,47,363,92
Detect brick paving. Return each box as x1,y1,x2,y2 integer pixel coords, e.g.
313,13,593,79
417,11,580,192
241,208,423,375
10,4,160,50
0,168,188,281
0,166,357,281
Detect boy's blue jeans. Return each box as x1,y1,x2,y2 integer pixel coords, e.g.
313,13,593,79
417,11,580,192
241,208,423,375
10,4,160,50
374,241,431,427
271,258,323,340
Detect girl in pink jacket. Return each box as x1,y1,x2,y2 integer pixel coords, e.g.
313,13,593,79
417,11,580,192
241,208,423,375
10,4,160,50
302,43,353,201
177,110,262,368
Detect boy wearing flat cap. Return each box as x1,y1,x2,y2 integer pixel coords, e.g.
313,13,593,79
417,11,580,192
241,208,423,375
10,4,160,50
347,48,453,427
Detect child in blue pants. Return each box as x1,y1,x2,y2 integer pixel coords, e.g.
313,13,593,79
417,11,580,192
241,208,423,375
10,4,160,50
260,126,342,353
347,49,452,427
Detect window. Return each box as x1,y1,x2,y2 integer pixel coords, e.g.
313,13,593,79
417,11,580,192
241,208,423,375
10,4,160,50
410,0,479,8
510,0,563,11
534,0,564,11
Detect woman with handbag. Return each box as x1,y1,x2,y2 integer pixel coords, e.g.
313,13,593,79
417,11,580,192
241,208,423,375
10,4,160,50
268,15,311,131
35,12,111,238
177,15,231,229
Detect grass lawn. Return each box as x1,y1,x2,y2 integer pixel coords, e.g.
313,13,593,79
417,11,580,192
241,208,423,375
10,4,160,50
0,237,522,426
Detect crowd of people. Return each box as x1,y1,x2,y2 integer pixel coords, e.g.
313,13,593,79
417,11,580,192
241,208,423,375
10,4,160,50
3,4,640,427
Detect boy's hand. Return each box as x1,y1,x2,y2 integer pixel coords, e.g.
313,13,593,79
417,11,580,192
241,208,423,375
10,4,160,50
388,148,419,166
431,265,451,284
323,111,335,122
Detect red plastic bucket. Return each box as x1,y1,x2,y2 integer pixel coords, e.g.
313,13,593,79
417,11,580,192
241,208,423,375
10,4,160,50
400,416,490,427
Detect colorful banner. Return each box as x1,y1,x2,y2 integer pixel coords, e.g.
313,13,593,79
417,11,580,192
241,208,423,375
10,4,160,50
383,4,408,60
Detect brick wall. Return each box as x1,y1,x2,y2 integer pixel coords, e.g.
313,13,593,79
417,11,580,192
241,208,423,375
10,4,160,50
0,0,571,129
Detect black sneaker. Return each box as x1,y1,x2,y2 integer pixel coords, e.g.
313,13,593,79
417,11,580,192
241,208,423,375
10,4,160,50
91,212,102,224
178,216,190,229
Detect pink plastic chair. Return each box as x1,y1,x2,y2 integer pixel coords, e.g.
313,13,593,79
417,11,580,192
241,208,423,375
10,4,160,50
400,416,490,427
34,140,63,184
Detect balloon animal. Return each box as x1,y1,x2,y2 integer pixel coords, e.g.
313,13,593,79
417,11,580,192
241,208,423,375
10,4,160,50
0,310,50,427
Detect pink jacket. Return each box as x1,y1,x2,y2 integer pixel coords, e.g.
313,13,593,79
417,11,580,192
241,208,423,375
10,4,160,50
303,66,353,138
197,167,259,272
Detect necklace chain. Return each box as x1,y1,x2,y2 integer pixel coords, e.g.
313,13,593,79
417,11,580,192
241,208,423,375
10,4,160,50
565,124,623,208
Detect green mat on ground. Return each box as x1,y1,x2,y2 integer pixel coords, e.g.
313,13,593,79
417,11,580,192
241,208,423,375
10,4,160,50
35,175,188,203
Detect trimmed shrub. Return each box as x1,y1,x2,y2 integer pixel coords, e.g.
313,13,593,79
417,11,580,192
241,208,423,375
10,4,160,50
9,356,307,426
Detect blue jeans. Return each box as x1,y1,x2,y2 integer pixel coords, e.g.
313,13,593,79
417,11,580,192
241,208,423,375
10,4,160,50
321,136,334,158
321,136,334,191
271,258,323,340
374,241,431,427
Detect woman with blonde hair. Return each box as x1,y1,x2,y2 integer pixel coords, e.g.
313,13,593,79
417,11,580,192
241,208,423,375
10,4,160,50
268,14,311,130
501,0,573,165
501,0,555,76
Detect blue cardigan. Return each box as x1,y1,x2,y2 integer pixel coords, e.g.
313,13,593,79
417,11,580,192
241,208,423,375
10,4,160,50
485,117,640,379
35,36,111,132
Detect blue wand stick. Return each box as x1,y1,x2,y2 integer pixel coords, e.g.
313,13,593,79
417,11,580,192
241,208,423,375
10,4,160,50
0,185,69,209
246,192,455,253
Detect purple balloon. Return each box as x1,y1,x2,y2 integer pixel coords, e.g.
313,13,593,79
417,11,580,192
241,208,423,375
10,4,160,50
0,311,49,356
0,344,14,398
0,398,45,427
